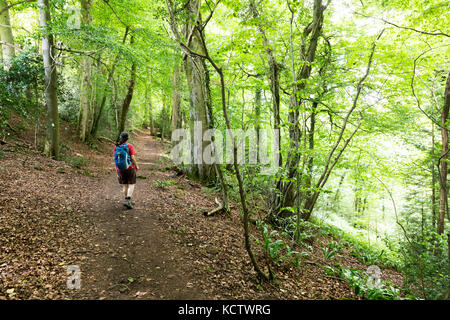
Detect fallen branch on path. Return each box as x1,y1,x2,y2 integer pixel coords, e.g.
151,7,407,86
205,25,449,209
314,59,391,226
205,197,225,216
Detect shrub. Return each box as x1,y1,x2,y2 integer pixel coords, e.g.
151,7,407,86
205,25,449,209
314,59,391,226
338,267,403,300
0,48,44,131
62,155,90,168
398,231,449,300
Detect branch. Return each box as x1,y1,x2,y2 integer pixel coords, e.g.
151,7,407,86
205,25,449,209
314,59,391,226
201,0,221,30
54,45,112,74
411,49,444,128
0,0,36,15
0,41,23,52
355,12,450,38
237,63,262,78
101,0,132,31
316,29,384,189
184,0,202,50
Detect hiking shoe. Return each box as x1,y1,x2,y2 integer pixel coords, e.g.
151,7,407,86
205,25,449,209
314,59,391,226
124,199,133,209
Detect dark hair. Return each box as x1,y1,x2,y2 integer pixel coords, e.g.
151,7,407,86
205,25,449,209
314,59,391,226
117,132,129,145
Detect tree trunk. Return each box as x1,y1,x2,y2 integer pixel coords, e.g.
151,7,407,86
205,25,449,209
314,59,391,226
273,0,326,218
437,70,450,235
447,233,450,299
183,0,214,182
38,0,59,159
432,122,437,230
149,91,154,135
255,86,262,163
165,0,268,282
171,58,182,133
304,101,317,203
117,34,136,139
77,0,94,142
333,172,346,203
0,0,15,69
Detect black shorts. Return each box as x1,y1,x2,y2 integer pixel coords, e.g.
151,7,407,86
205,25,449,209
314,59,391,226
117,168,136,185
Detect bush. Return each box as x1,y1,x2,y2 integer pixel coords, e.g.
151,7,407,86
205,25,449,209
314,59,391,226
62,155,90,168
254,221,307,268
338,267,403,300
314,218,402,268
0,48,44,130
153,179,177,189
398,231,449,300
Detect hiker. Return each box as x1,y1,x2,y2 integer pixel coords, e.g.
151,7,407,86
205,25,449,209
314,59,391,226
114,132,140,209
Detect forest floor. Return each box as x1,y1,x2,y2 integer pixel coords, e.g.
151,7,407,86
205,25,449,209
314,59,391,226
0,121,403,300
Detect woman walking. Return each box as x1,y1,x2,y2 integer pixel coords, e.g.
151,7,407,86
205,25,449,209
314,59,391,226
114,132,139,209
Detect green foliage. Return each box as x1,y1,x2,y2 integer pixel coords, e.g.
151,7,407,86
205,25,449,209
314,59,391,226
5,0,449,300
398,231,449,300
62,155,90,169
321,241,343,261
315,219,402,268
0,48,43,130
153,179,177,189
254,221,307,267
278,215,320,248
0,151,9,159
338,267,403,300
59,84,80,124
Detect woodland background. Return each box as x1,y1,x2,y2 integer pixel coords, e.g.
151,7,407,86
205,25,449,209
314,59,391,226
0,0,449,299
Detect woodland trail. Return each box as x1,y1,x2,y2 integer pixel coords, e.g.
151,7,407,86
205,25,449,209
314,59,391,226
1,128,397,300
69,132,205,299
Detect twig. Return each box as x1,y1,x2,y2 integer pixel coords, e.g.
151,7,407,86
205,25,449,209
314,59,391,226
0,0,36,15
355,12,450,38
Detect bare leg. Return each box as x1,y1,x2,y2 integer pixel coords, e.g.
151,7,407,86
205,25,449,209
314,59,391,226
123,184,128,198
127,184,135,198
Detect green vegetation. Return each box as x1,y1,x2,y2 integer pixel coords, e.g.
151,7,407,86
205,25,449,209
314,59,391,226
338,267,402,300
153,179,177,189
1,0,448,299
62,155,90,169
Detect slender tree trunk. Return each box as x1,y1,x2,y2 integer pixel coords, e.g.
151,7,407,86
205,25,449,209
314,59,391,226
304,101,317,202
301,29,384,221
273,0,326,218
437,70,450,235
38,0,59,159
0,0,15,69
432,122,437,229
149,91,154,135
77,0,94,142
446,233,450,299
249,1,284,219
255,87,262,163
171,58,182,133
333,172,346,203
117,34,136,139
